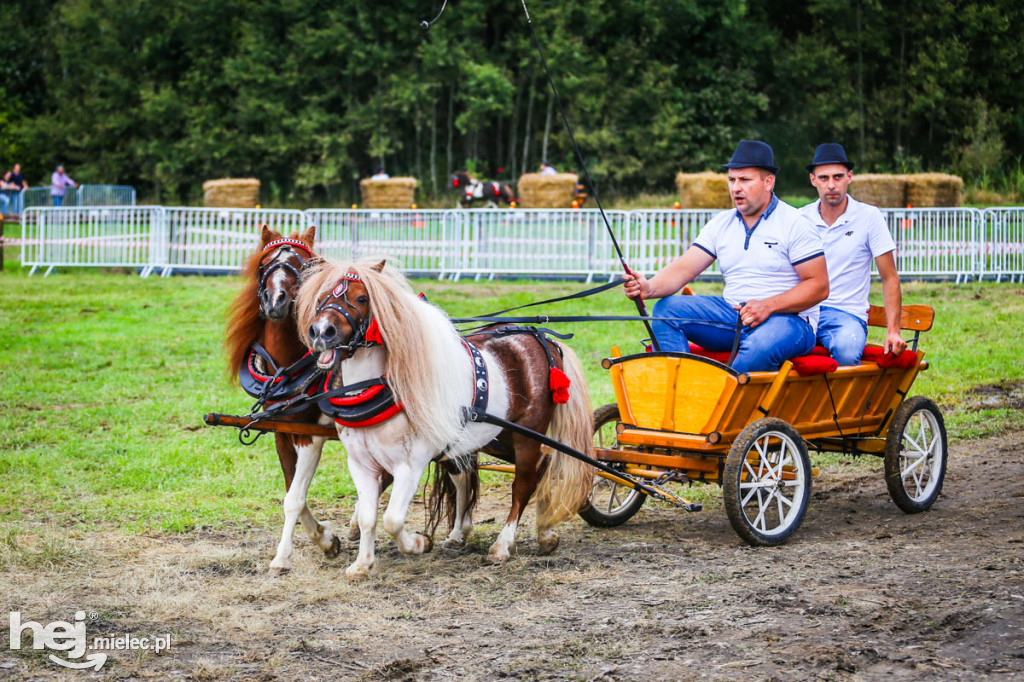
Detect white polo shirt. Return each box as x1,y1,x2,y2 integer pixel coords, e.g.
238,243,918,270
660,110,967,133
693,195,825,331
801,195,896,322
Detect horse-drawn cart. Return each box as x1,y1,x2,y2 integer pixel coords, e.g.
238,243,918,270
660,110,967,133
581,303,947,546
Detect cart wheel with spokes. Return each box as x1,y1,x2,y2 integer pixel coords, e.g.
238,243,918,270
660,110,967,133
884,396,947,513
723,418,811,546
578,404,646,527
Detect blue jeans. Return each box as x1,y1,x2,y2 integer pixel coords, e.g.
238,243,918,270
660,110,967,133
816,306,868,366
651,295,816,373
53,195,63,207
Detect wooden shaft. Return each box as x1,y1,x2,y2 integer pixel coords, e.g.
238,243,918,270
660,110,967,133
203,413,339,439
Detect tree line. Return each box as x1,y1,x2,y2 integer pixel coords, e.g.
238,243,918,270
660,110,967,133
1,0,1021,205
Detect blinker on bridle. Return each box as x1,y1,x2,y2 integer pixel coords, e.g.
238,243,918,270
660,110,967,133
257,238,317,319
315,272,374,354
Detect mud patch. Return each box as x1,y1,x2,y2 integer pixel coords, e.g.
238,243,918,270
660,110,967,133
962,380,1024,410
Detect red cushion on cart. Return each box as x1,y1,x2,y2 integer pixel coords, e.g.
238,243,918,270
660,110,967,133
688,343,732,364
810,345,832,356
876,349,919,369
862,345,918,368
862,344,886,362
790,354,839,376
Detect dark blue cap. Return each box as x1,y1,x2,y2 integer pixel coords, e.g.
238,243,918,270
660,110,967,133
806,143,854,172
721,140,780,175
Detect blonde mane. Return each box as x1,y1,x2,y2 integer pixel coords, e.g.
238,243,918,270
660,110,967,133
295,258,468,451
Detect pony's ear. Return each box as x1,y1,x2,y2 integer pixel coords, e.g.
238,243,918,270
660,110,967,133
371,260,386,273
260,224,278,246
299,225,317,247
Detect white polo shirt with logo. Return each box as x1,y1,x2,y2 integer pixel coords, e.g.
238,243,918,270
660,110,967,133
693,195,825,331
801,195,896,322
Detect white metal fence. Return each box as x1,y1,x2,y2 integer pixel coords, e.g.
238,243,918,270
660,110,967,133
3,184,136,214
12,205,1024,282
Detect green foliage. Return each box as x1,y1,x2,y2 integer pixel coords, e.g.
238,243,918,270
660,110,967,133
1,1,1022,201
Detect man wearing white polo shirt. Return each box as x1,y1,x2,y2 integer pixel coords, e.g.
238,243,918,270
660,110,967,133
623,140,829,373
802,143,906,365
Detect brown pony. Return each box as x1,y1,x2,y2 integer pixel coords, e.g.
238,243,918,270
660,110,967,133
295,257,595,579
226,224,342,575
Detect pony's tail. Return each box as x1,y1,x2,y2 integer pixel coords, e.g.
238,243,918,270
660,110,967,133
425,460,479,540
535,343,595,530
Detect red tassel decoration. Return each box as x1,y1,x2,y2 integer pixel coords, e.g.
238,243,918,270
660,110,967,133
549,366,571,404
365,318,383,345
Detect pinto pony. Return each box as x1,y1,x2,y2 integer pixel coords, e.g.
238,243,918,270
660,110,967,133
450,171,517,208
295,258,594,578
226,225,342,575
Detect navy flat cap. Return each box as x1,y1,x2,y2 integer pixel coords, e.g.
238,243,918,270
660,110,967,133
721,140,780,175
806,143,854,172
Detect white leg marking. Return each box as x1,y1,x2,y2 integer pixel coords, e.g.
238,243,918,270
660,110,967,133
486,519,519,564
442,471,475,550
270,439,337,575
346,460,384,580
382,464,432,555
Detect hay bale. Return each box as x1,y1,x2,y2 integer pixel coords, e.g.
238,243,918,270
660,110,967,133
203,178,260,208
849,174,907,208
359,177,418,209
517,173,578,208
675,172,732,209
905,173,963,207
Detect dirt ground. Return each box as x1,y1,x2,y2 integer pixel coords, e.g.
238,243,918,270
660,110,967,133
2,427,1023,681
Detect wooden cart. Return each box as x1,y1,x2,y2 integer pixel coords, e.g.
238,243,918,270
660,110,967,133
581,304,947,546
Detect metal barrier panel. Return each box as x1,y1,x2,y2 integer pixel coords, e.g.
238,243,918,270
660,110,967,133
308,209,459,275
628,209,723,276
0,189,21,215
458,209,630,279
20,206,165,275
163,208,305,273
22,187,78,209
79,185,137,207
981,208,1024,281
880,207,981,280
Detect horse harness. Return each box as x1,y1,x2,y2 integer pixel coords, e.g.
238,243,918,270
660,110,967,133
240,274,572,433
256,238,316,318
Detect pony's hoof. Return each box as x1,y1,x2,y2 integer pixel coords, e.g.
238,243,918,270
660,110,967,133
538,534,560,556
441,538,466,554
345,564,372,581
324,535,343,559
269,564,291,577
347,524,361,542
484,552,509,565
420,534,434,554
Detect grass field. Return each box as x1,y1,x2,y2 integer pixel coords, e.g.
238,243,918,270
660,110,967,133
1,262,1022,540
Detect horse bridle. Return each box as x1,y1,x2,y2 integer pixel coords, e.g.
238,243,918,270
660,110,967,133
315,272,375,354
257,238,316,319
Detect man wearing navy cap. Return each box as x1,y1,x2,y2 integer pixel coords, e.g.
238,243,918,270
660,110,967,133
623,140,829,373
801,143,906,365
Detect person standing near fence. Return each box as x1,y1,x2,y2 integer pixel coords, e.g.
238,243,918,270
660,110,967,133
10,164,28,190
51,165,77,207
0,170,16,214
801,143,906,365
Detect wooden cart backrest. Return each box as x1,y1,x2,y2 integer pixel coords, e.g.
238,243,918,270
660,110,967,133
866,304,934,331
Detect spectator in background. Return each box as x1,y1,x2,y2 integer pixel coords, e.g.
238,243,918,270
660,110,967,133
10,164,27,190
51,165,78,207
0,170,16,214
10,164,28,190
370,165,390,181
539,162,557,175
